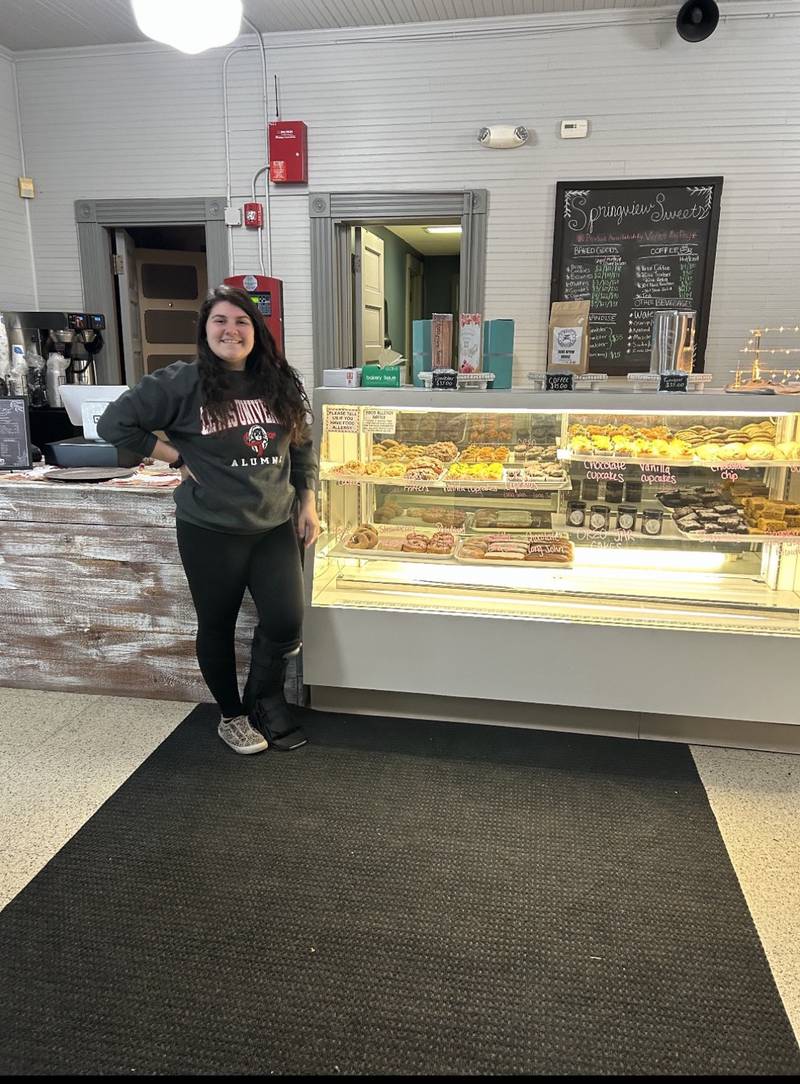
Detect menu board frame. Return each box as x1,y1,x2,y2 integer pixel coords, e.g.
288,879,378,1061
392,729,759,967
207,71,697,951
0,396,33,471
549,176,724,374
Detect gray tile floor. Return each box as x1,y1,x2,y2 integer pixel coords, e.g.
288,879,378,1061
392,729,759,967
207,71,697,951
0,687,797,1048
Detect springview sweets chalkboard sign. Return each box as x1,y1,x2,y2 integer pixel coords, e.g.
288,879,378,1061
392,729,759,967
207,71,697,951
550,177,723,375
0,397,33,470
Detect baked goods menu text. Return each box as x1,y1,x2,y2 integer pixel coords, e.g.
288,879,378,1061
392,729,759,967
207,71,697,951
550,178,723,375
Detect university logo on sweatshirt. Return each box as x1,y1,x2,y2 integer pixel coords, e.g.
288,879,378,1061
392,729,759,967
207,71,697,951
200,399,285,468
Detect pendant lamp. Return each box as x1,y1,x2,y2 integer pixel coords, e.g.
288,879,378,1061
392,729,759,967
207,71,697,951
132,0,243,54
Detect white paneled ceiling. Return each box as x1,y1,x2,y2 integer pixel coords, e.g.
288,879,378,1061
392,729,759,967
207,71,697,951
0,0,688,52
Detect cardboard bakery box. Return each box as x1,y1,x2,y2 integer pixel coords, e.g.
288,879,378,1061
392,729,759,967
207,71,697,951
323,367,362,388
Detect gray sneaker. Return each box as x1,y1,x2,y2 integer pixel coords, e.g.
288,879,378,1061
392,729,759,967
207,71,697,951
218,714,269,755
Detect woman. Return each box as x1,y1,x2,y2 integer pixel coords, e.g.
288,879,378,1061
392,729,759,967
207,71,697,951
97,285,320,755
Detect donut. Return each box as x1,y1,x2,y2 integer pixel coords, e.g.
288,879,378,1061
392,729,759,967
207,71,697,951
349,529,376,550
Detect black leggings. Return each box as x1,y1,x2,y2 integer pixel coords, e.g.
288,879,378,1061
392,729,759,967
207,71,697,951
176,518,304,718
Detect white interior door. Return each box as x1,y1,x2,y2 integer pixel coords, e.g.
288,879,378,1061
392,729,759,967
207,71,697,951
355,227,385,363
134,249,207,374
114,228,144,386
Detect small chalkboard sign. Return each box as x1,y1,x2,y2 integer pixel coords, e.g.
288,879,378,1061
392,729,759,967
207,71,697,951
546,373,574,391
432,370,458,390
0,397,32,471
659,372,688,393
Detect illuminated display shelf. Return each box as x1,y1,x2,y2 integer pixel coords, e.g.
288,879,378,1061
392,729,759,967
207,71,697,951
304,386,800,739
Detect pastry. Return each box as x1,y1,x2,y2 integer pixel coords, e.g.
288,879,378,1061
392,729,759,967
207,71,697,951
719,442,746,459
744,442,775,461
460,545,488,559
402,537,428,553
348,525,379,549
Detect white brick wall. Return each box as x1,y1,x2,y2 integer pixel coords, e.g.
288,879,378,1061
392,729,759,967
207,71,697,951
11,5,800,386
0,52,35,309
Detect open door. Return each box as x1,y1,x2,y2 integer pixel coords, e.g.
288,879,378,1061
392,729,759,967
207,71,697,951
113,229,144,386
353,227,385,363
134,249,207,374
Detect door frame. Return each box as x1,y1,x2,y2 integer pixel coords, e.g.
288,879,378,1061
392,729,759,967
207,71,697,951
75,197,228,383
404,251,424,369
309,190,488,385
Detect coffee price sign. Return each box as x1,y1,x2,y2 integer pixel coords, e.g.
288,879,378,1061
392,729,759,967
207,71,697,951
325,406,360,433
546,373,574,392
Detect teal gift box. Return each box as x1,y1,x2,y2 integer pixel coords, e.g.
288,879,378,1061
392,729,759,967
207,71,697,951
483,320,515,389
412,319,432,388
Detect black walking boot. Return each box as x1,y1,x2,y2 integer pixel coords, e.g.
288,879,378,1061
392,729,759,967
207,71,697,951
243,631,307,751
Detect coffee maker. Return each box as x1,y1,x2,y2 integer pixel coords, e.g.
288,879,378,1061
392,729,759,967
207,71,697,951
2,310,105,389
1,311,121,463
43,313,104,386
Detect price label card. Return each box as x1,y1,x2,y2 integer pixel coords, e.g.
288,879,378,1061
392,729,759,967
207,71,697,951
326,406,360,433
432,370,458,390
546,373,574,392
362,408,397,434
659,373,689,393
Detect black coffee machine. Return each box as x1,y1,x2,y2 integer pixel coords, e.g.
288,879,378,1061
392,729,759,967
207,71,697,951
2,310,105,412
1,311,137,465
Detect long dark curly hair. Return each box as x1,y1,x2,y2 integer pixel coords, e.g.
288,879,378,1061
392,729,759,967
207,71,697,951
196,285,311,443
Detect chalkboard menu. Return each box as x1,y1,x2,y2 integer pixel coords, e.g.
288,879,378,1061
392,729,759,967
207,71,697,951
550,177,723,374
0,397,32,471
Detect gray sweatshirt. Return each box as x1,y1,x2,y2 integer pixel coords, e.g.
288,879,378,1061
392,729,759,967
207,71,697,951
97,360,317,534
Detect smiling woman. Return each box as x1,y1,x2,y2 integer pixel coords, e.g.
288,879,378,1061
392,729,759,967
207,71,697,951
205,300,255,370
96,285,320,756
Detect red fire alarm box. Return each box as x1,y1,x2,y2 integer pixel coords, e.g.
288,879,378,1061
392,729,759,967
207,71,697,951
268,120,308,184
243,202,263,228
224,274,285,355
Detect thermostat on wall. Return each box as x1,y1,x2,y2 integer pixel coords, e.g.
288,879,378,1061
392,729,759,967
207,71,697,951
560,119,589,139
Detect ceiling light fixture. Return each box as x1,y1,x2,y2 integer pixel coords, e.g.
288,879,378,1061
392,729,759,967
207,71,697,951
424,226,462,235
132,0,243,55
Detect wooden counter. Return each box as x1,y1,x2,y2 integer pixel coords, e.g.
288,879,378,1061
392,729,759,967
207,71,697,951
0,479,263,702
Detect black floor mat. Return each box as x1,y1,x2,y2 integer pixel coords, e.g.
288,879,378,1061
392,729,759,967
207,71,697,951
1,705,798,1075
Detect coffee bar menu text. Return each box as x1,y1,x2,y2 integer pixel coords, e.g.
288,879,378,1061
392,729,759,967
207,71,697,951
551,179,722,374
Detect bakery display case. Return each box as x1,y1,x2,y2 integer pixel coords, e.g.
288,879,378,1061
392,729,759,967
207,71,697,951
304,388,800,737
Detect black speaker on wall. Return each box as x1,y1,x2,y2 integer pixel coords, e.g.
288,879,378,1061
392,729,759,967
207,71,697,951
676,0,720,41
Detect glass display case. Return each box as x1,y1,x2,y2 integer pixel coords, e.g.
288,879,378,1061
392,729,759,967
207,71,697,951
304,388,800,736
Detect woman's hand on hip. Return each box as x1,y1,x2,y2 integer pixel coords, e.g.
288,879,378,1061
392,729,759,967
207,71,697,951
179,464,197,483
296,493,321,546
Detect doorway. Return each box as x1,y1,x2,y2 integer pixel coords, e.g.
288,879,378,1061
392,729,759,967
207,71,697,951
75,197,228,384
348,222,461,375
113,225,208,386
309,190,487,384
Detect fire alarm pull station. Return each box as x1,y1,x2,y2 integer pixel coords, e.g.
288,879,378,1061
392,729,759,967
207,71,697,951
224,274,285,355
243,202,263,229
268,120,308,183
